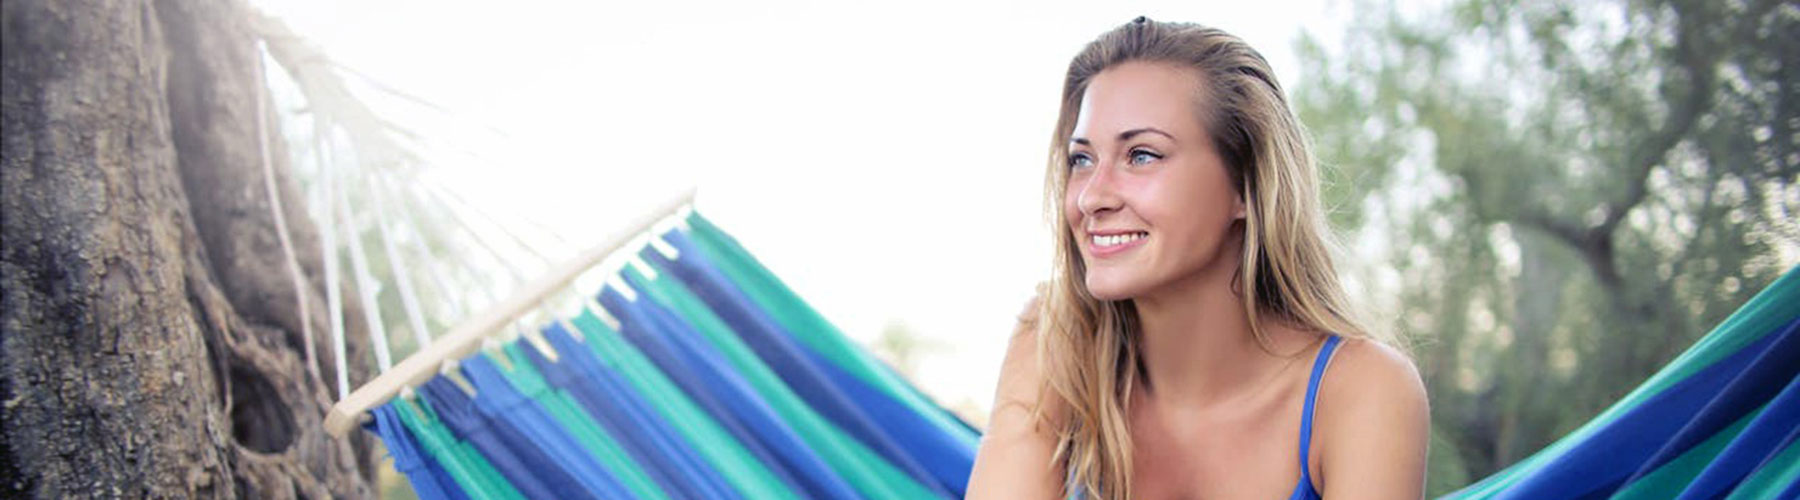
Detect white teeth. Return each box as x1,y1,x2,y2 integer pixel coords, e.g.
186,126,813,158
1092,232,1146,247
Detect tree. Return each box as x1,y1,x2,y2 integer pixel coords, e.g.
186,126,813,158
2,0,379,496
1293,0,1797,494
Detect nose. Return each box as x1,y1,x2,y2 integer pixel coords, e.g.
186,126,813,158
1076,161,1122,218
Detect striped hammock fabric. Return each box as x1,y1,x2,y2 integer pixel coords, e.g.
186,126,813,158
1444,265,1800,499
363,209,1798,499
365,212,979,500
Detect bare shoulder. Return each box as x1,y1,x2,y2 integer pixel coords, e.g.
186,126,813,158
1311,337,1429,498
1320,337,1426,405
967,290,1065,500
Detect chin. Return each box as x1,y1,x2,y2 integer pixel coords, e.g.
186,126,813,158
1083,272,1143,301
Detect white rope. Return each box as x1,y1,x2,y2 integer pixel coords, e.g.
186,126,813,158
419,179,596,330
253,41,320,382
422,176,567,262
338,174,393,372
317,130,349,401
406,180,530,286
371,180,433,350
382,171,517,340
420,179,555,266
371,172,468,320
382,175,467,322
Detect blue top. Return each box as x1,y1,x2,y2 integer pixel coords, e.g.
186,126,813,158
1289,334,1344,500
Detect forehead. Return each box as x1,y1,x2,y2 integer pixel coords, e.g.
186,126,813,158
1072,61,1203,141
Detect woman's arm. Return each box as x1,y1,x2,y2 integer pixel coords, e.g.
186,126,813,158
966,293,1066,499
1315,339,1431,499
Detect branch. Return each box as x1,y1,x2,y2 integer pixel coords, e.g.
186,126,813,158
1517,209,1622,290
1598,1,1719,234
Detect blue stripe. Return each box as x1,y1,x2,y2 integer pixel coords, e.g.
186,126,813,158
421,376,575,500
602,287,865,500
1492,318,1796,499
367,404,465,500
525,322,724,500
796,339,977,495
460,355,634,499
648,232,954,496
681,214,986,445
1633,318,1800,485
1675,373,1800,499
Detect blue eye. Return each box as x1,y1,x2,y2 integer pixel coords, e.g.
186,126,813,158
1129,149,1162,165
1068,152,1095,170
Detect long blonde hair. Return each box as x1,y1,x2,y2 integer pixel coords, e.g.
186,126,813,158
1037,18,1383,499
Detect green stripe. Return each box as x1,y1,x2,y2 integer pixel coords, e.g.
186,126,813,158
1619,269,1800,423
626,262,935,499
1724,439,1800,500
1611,406,1760,499
680,214,893,392
490,343,669,500
685,211,980,447
1445,267,1800,498
570,310,801,500
395,394,527,500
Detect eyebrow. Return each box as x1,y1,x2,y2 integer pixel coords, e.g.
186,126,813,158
1070,127,1176,146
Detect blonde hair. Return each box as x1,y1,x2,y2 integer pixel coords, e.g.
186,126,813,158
1037,18,1383,499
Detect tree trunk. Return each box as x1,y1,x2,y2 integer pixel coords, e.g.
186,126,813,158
2,0,376,497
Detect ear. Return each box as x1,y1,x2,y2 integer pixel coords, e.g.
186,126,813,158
1233,193,1247,220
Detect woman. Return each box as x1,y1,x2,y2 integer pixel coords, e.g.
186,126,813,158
968,18,1429,499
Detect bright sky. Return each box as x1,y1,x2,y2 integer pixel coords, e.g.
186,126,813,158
255,0,1350,422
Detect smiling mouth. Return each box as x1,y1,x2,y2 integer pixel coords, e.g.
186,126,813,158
1091,231,1148,248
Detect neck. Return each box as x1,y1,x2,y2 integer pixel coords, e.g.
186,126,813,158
1131,244,1286,412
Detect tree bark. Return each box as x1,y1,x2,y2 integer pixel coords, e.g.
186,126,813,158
2,0,376,497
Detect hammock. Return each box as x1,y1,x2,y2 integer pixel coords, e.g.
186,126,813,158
343,200,1797,499
355,210,979,500
1444,265,1800,499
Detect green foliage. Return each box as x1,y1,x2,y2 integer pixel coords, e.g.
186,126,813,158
1294,0,1798,494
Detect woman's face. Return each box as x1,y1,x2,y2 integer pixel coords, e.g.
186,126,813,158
1064,61,1245,301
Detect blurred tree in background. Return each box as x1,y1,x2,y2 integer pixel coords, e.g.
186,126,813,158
1293,0,1797,495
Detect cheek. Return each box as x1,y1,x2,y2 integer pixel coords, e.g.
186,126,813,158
1143,170,1237,240
1122,176,1183,225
